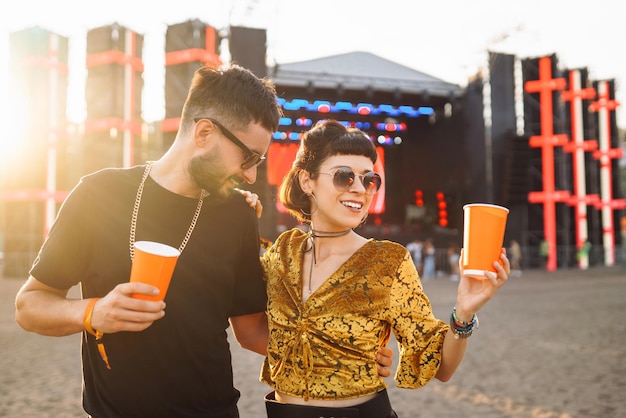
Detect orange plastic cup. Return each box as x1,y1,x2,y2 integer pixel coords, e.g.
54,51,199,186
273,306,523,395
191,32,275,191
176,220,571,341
462,203,509,279
129,241,180,301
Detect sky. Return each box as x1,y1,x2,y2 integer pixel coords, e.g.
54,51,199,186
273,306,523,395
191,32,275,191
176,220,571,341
0,0,624,130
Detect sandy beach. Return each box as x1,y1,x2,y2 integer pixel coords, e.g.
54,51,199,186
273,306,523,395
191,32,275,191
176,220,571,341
2,265,625,418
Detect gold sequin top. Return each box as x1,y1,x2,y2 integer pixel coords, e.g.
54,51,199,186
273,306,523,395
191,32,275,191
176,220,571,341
260,228,449,401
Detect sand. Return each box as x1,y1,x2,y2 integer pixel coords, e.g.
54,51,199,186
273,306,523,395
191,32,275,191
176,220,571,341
2,265,625,418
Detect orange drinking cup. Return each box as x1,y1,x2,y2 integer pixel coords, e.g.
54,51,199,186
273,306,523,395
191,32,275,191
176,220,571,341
462,203,509,279
130,241,180,301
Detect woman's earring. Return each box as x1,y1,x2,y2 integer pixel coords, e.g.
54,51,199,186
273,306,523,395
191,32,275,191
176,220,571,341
300,192,318,218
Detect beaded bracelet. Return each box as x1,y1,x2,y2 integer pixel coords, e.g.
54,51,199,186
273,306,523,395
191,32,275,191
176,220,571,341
451,307,477,327
449,307,479,339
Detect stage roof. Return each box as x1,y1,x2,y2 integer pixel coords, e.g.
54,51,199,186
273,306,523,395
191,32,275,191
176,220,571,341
269,51,462,98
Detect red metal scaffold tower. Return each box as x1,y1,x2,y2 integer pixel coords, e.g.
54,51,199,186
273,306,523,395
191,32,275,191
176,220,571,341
589,81,625,266
561,69,598,269
4,30,69,239
525,56,570,271
162,24,221,135
84,26,144,168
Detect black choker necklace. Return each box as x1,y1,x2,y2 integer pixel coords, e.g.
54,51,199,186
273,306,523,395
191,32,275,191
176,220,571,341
302,226,352,295
310,228,352,239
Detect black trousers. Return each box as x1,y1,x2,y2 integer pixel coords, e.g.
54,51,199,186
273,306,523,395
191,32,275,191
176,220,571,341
265,390,398,418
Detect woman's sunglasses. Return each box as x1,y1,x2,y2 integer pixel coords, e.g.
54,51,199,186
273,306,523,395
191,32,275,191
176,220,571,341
317,167,382,195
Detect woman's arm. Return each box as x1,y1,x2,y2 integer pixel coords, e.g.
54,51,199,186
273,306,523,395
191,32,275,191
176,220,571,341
436,249,510,381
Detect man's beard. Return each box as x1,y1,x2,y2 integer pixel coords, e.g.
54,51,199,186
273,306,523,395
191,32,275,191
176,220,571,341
189,150,244,202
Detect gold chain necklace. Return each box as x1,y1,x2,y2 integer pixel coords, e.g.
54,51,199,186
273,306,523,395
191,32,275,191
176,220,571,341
129,162,208,261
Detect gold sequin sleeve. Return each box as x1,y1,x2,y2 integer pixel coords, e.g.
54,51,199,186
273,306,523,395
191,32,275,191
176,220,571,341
386,248,449,388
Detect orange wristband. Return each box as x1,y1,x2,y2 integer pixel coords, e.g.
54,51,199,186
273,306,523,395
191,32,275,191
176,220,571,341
83,298,111,369
83,298,99,337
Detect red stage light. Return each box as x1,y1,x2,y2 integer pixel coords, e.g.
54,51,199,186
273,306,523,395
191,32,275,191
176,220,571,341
318,104,330,113
436,191,447,227
415,189,423,206
357,105,371,115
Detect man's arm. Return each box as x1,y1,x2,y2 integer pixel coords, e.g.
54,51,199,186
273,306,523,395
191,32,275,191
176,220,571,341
15,277,88,336
229,311,269,355
15,276,167,336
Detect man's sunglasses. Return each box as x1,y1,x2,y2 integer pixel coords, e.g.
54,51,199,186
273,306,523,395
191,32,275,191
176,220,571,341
317,167,382,195
194,118,266,170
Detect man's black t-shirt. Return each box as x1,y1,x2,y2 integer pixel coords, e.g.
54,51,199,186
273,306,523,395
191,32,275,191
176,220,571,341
30,165,267,417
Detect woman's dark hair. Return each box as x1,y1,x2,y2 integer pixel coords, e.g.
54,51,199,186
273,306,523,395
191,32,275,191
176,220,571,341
279,119,378,222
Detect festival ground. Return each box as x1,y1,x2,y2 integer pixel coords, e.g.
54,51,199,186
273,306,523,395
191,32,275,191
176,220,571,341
1,265,624,418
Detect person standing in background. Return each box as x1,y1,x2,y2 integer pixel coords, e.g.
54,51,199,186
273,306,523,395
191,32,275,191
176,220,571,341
448,243,460,281
539,239,549,269
576,239,591,270
509,240,522,277
422,239,436,279
405,239,423,276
